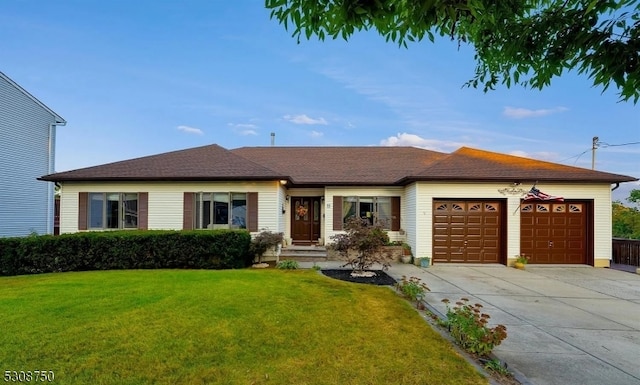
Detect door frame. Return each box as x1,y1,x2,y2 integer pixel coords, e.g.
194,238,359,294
290,196,323,245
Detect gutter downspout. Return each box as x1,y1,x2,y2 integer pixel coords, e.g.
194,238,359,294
46,122,66,234
611,183,620,191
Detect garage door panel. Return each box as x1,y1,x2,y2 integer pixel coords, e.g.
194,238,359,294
433,200,503,264
535,229,550,237
451,216,465,223
484,228,499,237
484,217,499,225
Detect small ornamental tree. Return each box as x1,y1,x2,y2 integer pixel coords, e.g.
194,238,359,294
330,217,393,275
250,230,284,264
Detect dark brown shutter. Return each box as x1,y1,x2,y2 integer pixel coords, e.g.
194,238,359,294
78,192,88,230
333,196,343,231
247,192,258,232
138,192,148,230
183,192,194,230
391,197,401,231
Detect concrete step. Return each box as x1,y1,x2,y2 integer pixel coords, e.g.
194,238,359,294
280,246,328,262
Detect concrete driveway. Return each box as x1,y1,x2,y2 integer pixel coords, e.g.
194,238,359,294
393,265,640,385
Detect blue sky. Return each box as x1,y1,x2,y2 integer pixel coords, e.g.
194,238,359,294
1,1,638,199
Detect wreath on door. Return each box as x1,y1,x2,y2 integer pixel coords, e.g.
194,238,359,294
296,204,308,217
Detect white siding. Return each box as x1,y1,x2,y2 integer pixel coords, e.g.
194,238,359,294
60,181,282,234
324,186,406,244
415,181,614,265
0,75,60,236
404,183,418,255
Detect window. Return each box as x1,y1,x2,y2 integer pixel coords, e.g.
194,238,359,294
342,196,393,229
195,192,247,229
88,193,138,229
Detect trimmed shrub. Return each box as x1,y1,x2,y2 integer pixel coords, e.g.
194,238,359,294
0,230,252,276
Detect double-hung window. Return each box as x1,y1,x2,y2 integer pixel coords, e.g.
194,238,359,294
88,193,138,229
195,192,247,229
342,196,392,229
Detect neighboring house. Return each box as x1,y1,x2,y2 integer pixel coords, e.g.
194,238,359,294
0,71,66,237
40,144,637,267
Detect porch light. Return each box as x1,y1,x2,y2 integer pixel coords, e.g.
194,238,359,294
280,180,288,185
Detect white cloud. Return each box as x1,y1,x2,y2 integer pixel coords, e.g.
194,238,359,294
228,123,258,129
380,133,467,152
503,106,568,119
177,125,203,135
284,114,328,125
310,130,324,138
227,122,259,136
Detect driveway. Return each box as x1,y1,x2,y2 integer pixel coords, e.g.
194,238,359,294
391,265,640,385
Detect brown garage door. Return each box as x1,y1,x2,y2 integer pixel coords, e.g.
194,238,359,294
520,201,588,264
433,200,504,263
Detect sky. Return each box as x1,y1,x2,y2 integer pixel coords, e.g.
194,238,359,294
1,1,639,200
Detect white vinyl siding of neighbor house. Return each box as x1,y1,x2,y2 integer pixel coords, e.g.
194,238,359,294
414,182,613,265
0,75,60,237
324,186,406,244
59,181,282,234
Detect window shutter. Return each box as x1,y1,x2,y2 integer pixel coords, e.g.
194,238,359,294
247,192,258,232
183,192,194,230
78,192,88,230
138,192,148,230
391,197,401,231
333,196,343,231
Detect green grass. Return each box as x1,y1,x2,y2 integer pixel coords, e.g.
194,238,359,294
0,269,488,385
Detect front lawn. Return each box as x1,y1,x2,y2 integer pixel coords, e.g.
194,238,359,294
0,269,487,384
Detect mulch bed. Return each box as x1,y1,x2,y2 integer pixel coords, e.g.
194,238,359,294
321,269,397,286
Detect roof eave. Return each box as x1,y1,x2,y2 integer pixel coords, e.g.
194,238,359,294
400,176,639,184
39,175,292,183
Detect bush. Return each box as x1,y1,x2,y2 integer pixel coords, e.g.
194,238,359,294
395,275,430,308
0,230,252,276
276,260,299,269
441,298,508,357
329,217,393,272
249,230,284,263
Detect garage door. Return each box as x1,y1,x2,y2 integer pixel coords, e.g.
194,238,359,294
520,201,588,264
433,200,504,263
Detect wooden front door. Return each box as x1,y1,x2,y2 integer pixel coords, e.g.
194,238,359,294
291,197,321,244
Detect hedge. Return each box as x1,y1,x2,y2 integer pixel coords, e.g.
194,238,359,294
0,230,252,276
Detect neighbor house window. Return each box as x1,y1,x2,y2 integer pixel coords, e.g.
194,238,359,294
342,196,393,229
195,192,247,229
88,193,138,229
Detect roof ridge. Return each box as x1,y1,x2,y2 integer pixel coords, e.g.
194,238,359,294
0,70,66,124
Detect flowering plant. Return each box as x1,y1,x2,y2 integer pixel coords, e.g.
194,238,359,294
296,204,308,217
515,255,529,264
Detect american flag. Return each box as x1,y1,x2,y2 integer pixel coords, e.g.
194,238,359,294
523,187,564,202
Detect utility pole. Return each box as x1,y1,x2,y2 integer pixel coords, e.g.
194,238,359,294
591,136,599,170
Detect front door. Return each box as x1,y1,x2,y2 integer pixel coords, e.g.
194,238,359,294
291,197,321,244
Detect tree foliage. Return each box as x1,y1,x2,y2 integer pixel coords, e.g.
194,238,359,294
612,189,640,239
266,0,640,102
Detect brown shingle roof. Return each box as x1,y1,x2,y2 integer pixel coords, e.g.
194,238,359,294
407,147,636,183
231,146,447,185
40,144,286,182
41,144,637,184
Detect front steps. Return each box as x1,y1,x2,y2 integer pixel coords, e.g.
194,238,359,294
279,245,329,262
